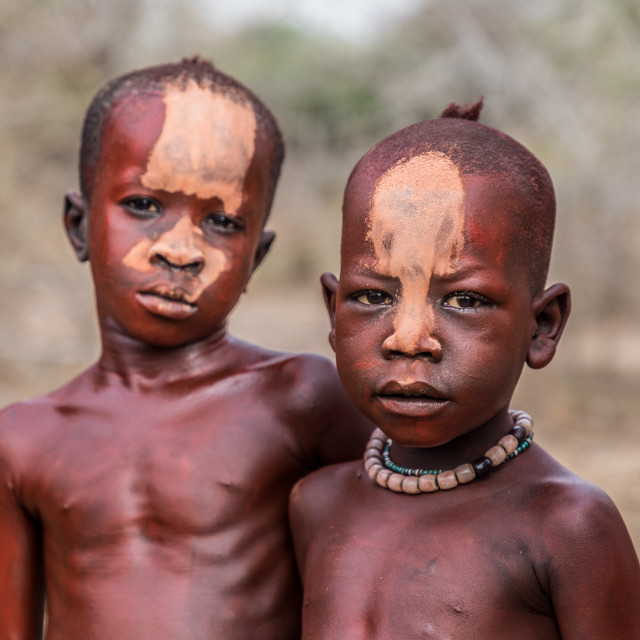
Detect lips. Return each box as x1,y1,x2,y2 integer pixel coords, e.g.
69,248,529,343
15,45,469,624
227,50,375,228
136,286,197,320
376,380,449,417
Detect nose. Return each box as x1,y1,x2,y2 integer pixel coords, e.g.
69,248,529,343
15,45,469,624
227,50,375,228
148,217,205,275
381,300,443,361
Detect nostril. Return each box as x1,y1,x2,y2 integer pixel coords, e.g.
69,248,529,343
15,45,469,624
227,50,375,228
150,253,173,270
184,256,205,275
151,253,204,274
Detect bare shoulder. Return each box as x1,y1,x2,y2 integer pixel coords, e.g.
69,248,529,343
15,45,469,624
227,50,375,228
219,338,333,414
278,352,372,466
230,338,341,400
0,395,58,453
291,460,362,515
289,461,363,564
521,446,639,587
0,397,58,495
523,447,631,546
523,447,640,636
231,338,372,466
0,370,95,471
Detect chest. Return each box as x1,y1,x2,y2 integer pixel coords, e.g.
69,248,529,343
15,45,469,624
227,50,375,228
302,492,553,637
30,401,303,549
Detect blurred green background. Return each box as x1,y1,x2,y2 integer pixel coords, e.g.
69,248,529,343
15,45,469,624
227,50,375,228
1,0,639,551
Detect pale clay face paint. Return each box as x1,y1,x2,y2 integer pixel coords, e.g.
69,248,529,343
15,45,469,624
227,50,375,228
141,80,257,209
123,216,228,302
367,151,465,353
123,81,256,299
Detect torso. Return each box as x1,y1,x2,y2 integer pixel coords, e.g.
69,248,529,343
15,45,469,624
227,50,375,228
1,343,359,640
293,451,584,640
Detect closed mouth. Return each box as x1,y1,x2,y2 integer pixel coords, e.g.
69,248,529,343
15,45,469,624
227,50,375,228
136,289,197,320
142,284,195,304
376,381,448,416
378,380,446,400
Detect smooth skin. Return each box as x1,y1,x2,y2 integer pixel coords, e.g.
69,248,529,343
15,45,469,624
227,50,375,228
0,84,371,640
290,154,640,639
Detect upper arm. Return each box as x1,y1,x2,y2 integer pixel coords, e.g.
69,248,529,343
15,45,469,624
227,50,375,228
289,468,339,579
288,355,373,469
289,478,313,578
545,485,640,639
0,409,45,639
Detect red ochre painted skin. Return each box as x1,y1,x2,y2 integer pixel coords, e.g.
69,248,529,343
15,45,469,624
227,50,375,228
290,138,640,638
0,81,372,640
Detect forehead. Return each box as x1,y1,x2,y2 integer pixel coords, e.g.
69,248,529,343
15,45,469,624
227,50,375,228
100,81,259,203
366,152,465,274
369,152,465,232
343,152,522,268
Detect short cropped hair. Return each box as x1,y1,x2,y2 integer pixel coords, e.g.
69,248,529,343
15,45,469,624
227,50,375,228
79,56,285,217
346,100,555,293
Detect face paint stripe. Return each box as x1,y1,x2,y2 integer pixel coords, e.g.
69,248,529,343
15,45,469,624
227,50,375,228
141,80,257,209
122,216,229,302
366,152,465,344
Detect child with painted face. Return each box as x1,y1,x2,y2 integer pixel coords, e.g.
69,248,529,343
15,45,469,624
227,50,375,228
290,102,640,639
0,58,372,639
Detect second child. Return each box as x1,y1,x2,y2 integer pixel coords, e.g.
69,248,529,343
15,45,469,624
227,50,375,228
290,101,640,639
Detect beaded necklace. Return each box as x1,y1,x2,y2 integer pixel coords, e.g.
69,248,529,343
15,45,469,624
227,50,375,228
363,410,533,494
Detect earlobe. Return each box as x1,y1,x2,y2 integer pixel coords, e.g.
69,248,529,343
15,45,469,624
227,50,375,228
321,272,339,353
526,283,571,369
64,190,89,262
252,230,275,273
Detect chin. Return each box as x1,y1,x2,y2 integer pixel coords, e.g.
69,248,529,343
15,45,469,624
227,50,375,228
370,415,461,449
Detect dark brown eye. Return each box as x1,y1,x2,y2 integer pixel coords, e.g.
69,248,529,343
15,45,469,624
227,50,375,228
355,291,393,305
121,197,161,216
203,213,245,233
442,293,485,309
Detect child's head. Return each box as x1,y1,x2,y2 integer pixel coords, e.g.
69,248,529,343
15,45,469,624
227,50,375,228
323,102,570,447
64,57,285,348
79,56,284,215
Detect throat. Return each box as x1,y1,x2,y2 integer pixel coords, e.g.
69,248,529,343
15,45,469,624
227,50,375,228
95,327,231,393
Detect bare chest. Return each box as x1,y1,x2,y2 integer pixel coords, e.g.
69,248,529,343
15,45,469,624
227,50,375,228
301,489,557,639
30,404,303,556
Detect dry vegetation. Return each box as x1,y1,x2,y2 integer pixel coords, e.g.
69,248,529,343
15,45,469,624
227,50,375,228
1,0,639,550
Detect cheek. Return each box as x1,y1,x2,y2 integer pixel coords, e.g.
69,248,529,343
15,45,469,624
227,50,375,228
335,351,372,412
89,210,144,270
442,318,525,393
334,309,386,384
197,246,251,304
123,237,154,273
194,247,229,287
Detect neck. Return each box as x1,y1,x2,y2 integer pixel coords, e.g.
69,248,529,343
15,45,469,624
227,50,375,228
94,323,231,394
388,407,514,472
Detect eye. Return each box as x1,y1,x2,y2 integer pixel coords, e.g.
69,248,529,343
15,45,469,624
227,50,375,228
120,197,161,217
203,212,246,234
442,292,490,309
354,290,393,306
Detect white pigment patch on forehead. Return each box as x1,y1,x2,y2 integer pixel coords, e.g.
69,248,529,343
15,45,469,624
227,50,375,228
367,151,465,280
141,80,257,209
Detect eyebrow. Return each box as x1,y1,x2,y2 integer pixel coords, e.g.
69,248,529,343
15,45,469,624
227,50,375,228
351,261,490,285
347,263,398,281
435,265,478,281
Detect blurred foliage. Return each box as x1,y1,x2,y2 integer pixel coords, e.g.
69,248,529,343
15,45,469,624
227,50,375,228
0,0,639,546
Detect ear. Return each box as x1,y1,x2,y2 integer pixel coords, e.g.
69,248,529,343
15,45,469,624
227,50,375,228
526,283,571,369
64,190,89,262
251,230,275,273
321,272,339,353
